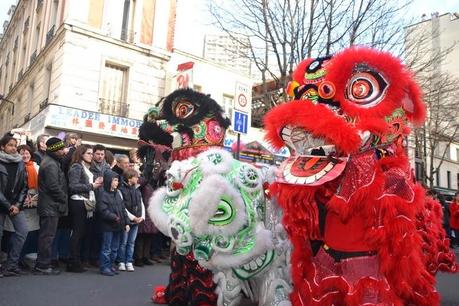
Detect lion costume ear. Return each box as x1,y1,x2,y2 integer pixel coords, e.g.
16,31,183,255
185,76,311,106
402,77,426,127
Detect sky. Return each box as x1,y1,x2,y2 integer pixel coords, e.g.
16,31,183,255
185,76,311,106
1,0,458,44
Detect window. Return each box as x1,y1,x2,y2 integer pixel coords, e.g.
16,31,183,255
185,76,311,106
32,23,41,54
21,43,27,71
415,162,424,182
121,0,136,42
44,64,52,100
11,50,17,85
50,0,59,28
28,82,34,112
447,171,451,189
4,53,9,92
99,63,129,117
222,94,234,121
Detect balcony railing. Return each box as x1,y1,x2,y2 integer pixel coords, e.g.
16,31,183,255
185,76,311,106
46,25,55,46
30,50,37,65
98,98,129,117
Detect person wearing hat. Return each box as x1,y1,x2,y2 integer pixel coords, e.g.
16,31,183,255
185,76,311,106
34,137,68,275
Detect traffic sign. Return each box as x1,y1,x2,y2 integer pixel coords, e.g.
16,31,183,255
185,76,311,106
233,111,248,134
234,82,251,113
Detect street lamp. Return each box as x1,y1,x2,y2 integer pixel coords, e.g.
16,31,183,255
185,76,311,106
0,94,15,115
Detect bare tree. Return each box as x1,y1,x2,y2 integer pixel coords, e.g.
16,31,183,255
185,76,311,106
405,14,459,188
208,0,412,127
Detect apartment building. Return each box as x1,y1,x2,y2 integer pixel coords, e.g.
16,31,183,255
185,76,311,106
0,0,176,150
203,33,252,77
405,12,459,199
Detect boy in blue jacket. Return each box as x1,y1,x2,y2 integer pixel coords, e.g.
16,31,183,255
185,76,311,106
97,170,129,276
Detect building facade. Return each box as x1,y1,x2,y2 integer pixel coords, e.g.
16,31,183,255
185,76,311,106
0,0,176,151
405,12,459,199
203,33,252,77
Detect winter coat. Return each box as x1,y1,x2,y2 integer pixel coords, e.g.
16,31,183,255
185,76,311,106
138,183,158,234
97,170,129,232
449,200,459,230
119,181,143,222
68,163,92,197
37,153,68,217
0,155,28,213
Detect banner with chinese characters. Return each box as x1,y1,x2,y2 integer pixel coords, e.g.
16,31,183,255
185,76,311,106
45,105,142,139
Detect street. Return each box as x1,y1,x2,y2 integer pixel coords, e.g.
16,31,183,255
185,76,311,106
1,256,459,306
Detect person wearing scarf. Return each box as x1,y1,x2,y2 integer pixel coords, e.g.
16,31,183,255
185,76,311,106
15,145,40,267
0,135,28,277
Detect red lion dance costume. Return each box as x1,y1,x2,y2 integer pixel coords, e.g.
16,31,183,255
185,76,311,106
264,47,457,305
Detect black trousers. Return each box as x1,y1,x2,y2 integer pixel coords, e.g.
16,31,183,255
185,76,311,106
69,199,86,265
134,233,153,260
81,216,101,262
36,216,59,268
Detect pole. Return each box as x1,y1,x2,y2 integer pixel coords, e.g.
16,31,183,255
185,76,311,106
236,133,241,160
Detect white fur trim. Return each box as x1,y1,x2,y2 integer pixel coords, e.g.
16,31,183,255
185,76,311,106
189,174,247,237
148,187,170,236
200,223,274,270
197,148,234,177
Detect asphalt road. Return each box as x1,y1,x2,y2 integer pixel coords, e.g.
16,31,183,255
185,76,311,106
1,259,458,306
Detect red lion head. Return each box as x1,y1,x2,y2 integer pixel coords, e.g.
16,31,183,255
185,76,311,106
265,47,425,186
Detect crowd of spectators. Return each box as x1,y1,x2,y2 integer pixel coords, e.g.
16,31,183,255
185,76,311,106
0,130,169,277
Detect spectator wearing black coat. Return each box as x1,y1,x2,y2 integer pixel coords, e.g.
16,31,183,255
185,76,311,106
0,135,28,276
67,145,102,273
34,137,67,275
97,170,129,276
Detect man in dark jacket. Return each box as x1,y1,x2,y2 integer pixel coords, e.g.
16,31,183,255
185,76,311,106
34,137,68,275
89,144,111,179
0,135,28,276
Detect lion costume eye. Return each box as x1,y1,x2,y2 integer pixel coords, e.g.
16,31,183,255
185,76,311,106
346,70,388,107
208,197,235,226
173,100,195,119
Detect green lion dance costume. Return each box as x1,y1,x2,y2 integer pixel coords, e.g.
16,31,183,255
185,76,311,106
147,88,291,306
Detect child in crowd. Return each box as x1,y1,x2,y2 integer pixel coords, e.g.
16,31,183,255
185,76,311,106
97,170,129,276
117,169,145,272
